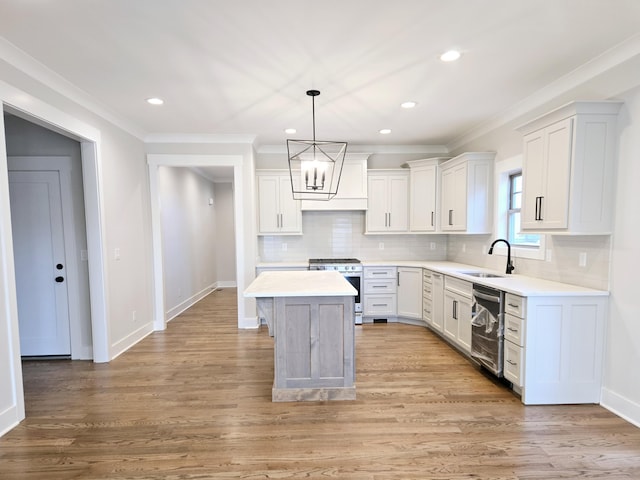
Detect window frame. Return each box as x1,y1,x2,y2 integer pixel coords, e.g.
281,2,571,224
494,155,545,261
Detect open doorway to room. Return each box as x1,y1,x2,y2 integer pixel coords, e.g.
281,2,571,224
156,165,237,322
4,113,93,360
147,154,249,331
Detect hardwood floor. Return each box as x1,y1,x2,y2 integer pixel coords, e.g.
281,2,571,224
2,288,639,479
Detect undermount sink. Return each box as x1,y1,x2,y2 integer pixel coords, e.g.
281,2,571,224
458,271,504,278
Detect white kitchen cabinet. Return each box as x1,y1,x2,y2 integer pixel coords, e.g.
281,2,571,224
397,267,423,320
443,276,473,353
422,269,433,325
503,293,607,405
517,101,621,234
406,158,448,232
301,155,369,211
439,152,494,233
430,271,444,332
256,171,302,235
366,170,409,233
363,266,397,320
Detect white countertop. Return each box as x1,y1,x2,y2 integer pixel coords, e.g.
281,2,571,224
244,270,358,298
255,260,608,297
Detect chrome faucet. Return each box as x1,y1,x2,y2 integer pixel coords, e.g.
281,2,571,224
488,238,515,274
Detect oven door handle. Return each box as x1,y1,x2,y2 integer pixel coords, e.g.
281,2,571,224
473,290,501,303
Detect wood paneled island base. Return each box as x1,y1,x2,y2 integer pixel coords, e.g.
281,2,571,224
245,271,357,402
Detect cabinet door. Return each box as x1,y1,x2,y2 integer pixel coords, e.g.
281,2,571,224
397,267,422,319
257,175,280,233
410,165,437,231
443,291,458,342
278,176,301,233
366,175,389,232
456,295,473,354
387,175,409,231
541,118,572,229
522,118,572,230
440,163,467,231
431,273,444,332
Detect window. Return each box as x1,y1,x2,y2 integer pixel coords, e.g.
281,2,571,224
508,172,540,248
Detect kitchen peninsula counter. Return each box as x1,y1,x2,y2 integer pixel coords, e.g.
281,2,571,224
244,270,357,402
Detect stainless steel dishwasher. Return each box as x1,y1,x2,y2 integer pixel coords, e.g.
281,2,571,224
470,284,505,377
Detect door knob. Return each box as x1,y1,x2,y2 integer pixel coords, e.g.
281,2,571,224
55,276,64,283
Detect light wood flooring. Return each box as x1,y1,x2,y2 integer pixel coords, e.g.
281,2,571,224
1,288,639,479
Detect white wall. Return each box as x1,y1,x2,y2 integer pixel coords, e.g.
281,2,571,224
601,85,640,425
158,167,217,320
0,58,155,435
214,182,237,285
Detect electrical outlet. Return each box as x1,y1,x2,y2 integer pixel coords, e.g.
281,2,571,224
132,310,137,322
379,242,384,250
114,248,120,261
546,249,553,262
462,243,466,253
579,252,587,267
81,249,88,261
430,242,436,250
281,243,288,251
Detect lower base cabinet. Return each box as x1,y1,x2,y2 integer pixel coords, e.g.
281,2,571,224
443,276,473,354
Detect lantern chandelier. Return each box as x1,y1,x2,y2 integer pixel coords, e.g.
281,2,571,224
287,89,348,200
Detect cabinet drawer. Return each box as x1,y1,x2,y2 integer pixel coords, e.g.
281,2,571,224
364,279,396,294
423,281,432,297
364,295,397,316
504,340,524,387
504,313,525,346
505,293,526,318
423,298,432,320
364,267,397,279
423,269,433,284
444,276,472,298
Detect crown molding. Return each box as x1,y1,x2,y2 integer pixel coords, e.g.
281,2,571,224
447,33,640,152
256,143,449,155
0,37,146,140
144,133,256,144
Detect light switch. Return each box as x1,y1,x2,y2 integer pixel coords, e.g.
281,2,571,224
114,248,121,261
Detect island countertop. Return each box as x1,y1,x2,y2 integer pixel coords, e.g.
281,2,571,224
244,270,357,298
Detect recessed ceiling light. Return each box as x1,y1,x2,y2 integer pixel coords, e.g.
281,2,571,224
146,97,164,105
285,128,297,134
440,50,462,62
401,101,417,109
379,129,392,135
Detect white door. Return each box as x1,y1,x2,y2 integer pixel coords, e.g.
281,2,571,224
9,170,71,356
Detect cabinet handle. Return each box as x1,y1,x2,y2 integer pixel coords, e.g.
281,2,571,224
453,300,458,319
373,303,388,307
508,303,519,308
431,211,435,227
506,359,518,366
448,209,453,226
372,285,386,288
535,196,544,221
507,327,519,333
372,272,385,275
397,272,400,287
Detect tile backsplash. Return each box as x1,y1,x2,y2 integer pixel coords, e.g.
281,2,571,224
258,211,610,290
258,211,448,262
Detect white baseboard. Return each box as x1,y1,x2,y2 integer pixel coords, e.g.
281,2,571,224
601,387,640,428
240,316,260,329
0,404,21,438
166,285,216,322
110,322,154,360
215,280,237,288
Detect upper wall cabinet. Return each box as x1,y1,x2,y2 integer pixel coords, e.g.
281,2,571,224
256,170,302,235
366,170,409,233
406,158,449,233
517,101,622,234
300,154,369,211
439,152,494,233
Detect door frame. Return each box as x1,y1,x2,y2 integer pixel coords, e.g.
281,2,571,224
8,156,92,359
147,154,247,330
0,80,110,430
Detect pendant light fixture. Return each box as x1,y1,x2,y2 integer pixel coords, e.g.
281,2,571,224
287,89,348,200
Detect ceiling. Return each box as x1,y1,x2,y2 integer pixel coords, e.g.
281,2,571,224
1,0,640,149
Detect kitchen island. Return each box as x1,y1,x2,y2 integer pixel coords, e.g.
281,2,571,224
244,270,357,402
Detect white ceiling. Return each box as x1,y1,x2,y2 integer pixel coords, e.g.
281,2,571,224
1,0,640,150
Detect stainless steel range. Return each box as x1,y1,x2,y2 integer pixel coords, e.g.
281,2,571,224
308,258,363,324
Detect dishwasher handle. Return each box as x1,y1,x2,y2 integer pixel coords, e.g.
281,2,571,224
473,289,502,304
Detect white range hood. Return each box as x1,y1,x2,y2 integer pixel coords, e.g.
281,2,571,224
300,154,369,211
